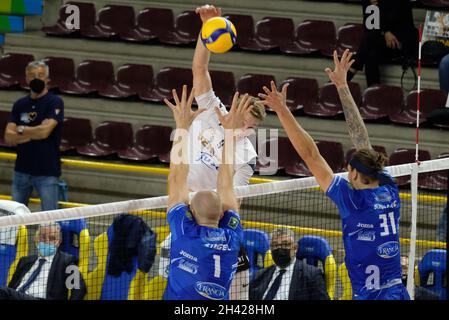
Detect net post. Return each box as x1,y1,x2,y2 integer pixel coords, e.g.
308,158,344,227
406,162,419,299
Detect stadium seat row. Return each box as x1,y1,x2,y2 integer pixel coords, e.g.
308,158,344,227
0,53,447,128
0,111,446,190
320,0,449,8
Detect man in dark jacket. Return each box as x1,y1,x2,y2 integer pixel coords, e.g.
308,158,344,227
249,228,329,300
0,222,86,300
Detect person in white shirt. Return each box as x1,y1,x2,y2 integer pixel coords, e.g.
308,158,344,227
159,4,266,300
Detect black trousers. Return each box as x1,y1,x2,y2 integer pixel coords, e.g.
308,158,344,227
352,29,418,87
0,287,42,300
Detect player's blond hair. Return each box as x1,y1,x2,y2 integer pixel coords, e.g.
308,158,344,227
237,96,266,122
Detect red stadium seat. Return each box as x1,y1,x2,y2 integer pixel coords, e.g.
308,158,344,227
80,5,123,39
118,125,173,161
210,70,236,107
0,110,11,147
42,57,76,91
360,85,404,121
136,8,176,41
0,53,34,89
60,117,93,152
139,67,192,102
253,17,295,51
280,77,319,113
420,0,449,7
42,2,96,36
224,14,273,52
281,20,337,56
158,10,202,46
389,148,432,186
389,89,447,125
77,121,133,157
324,23,364,57
59,60,115,95
418,153,449,191
304,82,361,118
345,145,388,167
256,136,299,175
99,64,154,99
237,74,276,101
286,140,345,176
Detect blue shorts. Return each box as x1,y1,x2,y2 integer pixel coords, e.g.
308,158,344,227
353,284,411,300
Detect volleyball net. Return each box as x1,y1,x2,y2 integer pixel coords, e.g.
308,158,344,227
0,158,447,300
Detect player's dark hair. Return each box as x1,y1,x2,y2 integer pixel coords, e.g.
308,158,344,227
351,148,389,184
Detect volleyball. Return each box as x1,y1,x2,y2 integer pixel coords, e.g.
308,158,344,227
201,17,237,53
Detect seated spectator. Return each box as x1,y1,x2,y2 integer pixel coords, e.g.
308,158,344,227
428,55,449,124
436,174,448,242
249,228,329,300
400,255,439,300
347,0,418,87
0,223,86,300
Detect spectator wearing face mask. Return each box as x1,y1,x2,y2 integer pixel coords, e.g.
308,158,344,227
400,255,439,300
3,60,64,211
0,223,86,300
249,228,329,300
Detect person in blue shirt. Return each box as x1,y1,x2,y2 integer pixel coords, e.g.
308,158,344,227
259,49,409,300
4,60,64,211
162,85,252,300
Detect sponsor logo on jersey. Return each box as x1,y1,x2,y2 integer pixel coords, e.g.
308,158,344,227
204,243,231,251
357,222,374,229
205,229,226,242
375,192,392,203
357,230,376,242
377,241,400,258
228,217,239,229
195,282,226,300
197,152,219,171
304,246,315,253
374,200,398,210
176,258,198,275
179,250,198,262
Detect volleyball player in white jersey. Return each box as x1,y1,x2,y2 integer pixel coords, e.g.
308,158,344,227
158,4,266,300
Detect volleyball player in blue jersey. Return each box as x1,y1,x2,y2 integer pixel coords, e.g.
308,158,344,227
163,85,253,300
259,49,410,300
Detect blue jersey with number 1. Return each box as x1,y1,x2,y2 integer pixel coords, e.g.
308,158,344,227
326,174,405,298
163,203,242,300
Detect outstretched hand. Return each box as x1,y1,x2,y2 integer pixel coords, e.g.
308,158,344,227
325,49,355,88
258,81,289,114
195,4,222,23
214,92,252,131
164,85,204,129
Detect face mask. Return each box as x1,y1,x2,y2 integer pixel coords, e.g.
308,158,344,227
271,248,292,268
29,78,46,94
37,242,57,257
401,275,408,286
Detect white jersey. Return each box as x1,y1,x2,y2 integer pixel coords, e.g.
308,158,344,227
186,90,257,191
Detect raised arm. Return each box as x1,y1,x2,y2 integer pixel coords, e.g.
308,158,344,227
325,49,372,151
164,86,204,210
193,5,222,97
259,82,334,192
214,93,252,211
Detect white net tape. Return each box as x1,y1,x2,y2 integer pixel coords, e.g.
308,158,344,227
0,158,448,228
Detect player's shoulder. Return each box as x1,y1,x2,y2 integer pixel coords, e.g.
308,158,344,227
168,203,190,214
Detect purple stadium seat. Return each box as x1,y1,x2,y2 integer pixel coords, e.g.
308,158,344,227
0,110,11,147
139,67,192,102
158,10,202,46
237,74,276,101
345,145,388,167
59,60,115,95
136,8,176,41
77,121,133,157
420,0,449,7
280,77,319,113
118,125,173,161
418,153,449,191
286,140,345,176
80,5,123,39
60,117,93,152
99,64,154,99
389,148,432,186
389,89,447,125
0,53,34,89
324,23,364,57
253,17,295,51
360,85,404,121
304,82,361,117
42,2,96,36
256,136,299,175
281,20,337,56
224,14,273,52
42,57,76,91
210,70,236,107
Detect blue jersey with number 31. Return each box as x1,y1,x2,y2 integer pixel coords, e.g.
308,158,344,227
163,203,242,300
326,174,403,297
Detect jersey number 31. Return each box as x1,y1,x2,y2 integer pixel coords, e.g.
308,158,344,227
379,212,397,237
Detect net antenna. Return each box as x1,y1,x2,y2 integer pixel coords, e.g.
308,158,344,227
407,24,424,300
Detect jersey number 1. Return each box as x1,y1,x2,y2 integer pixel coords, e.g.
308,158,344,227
213,255,221,278
379,212,397,236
